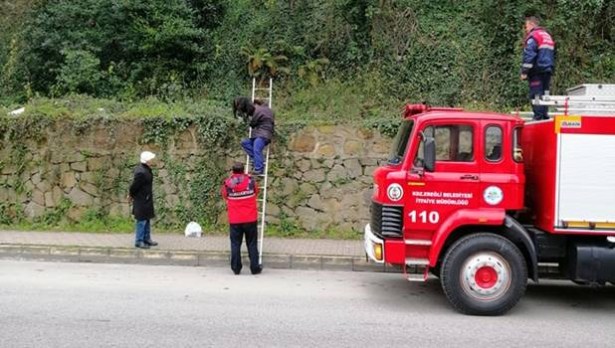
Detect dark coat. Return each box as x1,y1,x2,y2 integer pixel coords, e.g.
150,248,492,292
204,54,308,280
250,105,275,141
129,163,155,220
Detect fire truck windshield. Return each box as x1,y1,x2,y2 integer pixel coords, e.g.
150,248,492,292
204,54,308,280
388,120,414,164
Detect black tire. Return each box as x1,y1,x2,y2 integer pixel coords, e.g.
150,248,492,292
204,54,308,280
440,233,527,316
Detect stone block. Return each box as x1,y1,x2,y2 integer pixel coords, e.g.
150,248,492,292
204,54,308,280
267,204,281,217
87,157,107,171
302,169,326,183
343,140,363,156
79,172,97,184
363,165,379,177
316,125,336,134
359,158,378,166
31,172,42,185
80,182,99,197
71,161,87,172
61,172,77,189
357,128,374,140
296,159,311,173
307,194,324,211
32,189,45,206
316,143,336,157
67,187,93,206
298,183,317,196
343,158,362,178
280,177,299,196
1,165,16,175
289,133,316,152
24,202,45,218
68,206,87,221
310,159,323,169
372,138,391,154
109,203,131,216
44,186,64,208
24,180,35,193
66,152,85,163
327,164,348,182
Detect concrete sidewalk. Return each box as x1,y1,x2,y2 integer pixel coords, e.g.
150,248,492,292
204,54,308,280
0,231,392,272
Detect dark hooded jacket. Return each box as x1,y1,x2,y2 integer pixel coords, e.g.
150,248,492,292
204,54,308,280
250,105,275,141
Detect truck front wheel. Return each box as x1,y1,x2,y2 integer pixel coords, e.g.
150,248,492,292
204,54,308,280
440,233,527,316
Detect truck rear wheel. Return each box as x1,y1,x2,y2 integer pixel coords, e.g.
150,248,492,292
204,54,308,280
440,233,527,316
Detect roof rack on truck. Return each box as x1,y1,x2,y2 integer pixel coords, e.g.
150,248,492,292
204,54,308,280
532,84,615,116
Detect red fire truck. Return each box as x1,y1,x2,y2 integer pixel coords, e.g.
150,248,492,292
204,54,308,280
363,84,615,315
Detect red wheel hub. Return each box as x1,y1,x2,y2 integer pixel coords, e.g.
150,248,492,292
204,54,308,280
474,266,498,289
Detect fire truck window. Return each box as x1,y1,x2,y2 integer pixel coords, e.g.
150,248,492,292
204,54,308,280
513,127,523,162
434,125,473,162
485,126,503,161
388,120,414,164
414,126,433,167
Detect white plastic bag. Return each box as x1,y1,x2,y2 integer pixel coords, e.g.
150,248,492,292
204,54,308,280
184,221,202,238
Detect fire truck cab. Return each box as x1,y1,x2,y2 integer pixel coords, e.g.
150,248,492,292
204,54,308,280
364,84,615,315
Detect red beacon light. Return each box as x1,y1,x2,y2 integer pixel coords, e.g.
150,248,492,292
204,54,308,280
403,103,463,118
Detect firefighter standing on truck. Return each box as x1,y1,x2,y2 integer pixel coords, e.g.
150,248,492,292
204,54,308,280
521,15,556,120
221,162,263,275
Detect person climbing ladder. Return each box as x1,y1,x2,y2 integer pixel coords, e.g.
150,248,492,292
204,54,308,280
233,96,275,175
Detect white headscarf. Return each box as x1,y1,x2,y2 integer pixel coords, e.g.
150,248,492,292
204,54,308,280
140,151,156,164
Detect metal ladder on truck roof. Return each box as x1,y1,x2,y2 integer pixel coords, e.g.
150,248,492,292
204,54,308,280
245,77,272,265
532,84,615,116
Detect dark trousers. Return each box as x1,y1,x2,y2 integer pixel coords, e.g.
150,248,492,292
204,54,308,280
528,73,551,120
229,222,261,274
241,137,269,173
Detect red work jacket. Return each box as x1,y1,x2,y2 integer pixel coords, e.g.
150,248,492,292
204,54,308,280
221,173,258,224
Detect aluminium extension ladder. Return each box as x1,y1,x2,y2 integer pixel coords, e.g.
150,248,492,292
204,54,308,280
245,77,273,264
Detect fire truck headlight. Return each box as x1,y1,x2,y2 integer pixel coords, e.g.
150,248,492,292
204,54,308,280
373,243,383,261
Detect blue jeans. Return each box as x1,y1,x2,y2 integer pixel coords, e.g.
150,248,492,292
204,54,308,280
529,73,551,120
135,219,151,245
241,137,269,173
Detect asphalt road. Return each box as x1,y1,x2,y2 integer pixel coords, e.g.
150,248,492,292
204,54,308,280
1,261,614,348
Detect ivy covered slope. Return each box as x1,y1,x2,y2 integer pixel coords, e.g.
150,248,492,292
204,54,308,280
0,97,242,231
1,1,614,110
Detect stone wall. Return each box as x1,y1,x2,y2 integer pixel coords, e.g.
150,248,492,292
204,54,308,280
0,121,392,231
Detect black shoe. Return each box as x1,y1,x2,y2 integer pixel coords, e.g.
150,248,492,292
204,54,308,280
251,267,263,275
135,242,150,249
145,240,158,247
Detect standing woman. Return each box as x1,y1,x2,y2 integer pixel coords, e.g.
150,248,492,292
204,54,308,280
129,151,158,249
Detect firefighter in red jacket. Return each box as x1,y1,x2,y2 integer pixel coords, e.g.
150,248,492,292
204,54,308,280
221,162,263,275
521,15,556,120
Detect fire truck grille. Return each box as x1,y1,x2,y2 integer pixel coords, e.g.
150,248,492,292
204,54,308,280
371,202,403,238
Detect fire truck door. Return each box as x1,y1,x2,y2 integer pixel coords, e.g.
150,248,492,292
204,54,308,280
406,124,481,234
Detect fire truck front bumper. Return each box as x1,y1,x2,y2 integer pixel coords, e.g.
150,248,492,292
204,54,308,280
364,224,385,263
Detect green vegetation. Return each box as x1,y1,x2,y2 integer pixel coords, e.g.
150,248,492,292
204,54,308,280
1,0,613,110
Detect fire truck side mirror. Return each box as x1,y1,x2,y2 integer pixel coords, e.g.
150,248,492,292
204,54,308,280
424,137,436,172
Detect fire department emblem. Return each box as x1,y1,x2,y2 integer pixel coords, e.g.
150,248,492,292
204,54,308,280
483,186,503,205
387,183,403,201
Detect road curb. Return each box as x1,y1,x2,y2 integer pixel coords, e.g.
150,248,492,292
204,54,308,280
0,244,399,273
